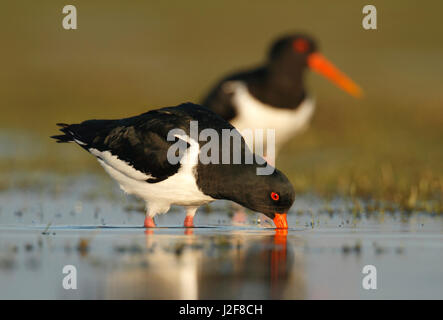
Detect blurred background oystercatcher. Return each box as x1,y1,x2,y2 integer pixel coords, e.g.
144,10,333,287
51,103,295,229
202,33,363,164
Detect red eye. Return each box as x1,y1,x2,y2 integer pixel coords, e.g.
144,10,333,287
271,192,280,201
293,39,309,53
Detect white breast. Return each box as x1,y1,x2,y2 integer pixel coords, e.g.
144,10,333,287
227,81,315,153
89,136,214,215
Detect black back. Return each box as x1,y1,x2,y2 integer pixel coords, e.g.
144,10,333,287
52,103,246,183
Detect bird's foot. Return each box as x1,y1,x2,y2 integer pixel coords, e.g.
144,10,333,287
144,216,156,228
184,216,194,228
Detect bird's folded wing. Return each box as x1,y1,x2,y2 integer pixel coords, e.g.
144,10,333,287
56,111,189,183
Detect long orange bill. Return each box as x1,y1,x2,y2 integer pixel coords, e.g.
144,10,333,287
307,52,363,98
273,213,288,229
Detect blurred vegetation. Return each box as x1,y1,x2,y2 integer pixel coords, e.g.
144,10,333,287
0,1,442,213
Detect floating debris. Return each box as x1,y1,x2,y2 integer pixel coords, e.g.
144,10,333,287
77,238,90,257
41,222,52,235
342,240,362,255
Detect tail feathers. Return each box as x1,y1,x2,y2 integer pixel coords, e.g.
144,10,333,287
50,123,86,145
52,119,115,146
51,134,73,143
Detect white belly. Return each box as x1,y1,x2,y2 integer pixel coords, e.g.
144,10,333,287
90,135,214,215
98,160,212,207
228,81,315,153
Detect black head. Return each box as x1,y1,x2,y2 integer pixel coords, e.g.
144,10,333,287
239,167,295,228
205,165,295,229
267,33,363,98
268,34,318,71
269,34,317,66
248,167,294,217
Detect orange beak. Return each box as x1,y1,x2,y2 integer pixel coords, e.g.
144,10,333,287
273,213,288,229
307,52,363,98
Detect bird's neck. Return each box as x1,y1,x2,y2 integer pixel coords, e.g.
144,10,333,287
198,162,259,203
248,63,307,109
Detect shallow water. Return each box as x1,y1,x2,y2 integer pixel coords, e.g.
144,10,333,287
0,174,442,299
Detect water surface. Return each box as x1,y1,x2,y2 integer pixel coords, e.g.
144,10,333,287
1,174,442,299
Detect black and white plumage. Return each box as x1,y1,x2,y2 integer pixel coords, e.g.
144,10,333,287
52,103,295,229
202,33,362,157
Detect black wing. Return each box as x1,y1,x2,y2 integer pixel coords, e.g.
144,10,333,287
51,107,192,183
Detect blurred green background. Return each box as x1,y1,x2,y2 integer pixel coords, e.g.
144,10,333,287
1,0,442,211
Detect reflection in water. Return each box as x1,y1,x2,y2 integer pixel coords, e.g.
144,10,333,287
2,179,443,299
105,228,305,299
271,229,288,299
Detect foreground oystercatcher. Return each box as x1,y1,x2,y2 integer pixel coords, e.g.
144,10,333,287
202,33,362,158
51,103,295,229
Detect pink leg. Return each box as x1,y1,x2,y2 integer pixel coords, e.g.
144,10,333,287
144,216,156,228
184,215,194,228
184,207,198,228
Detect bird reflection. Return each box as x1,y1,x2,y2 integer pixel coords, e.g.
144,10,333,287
105,226,304,299
271,229,289,298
